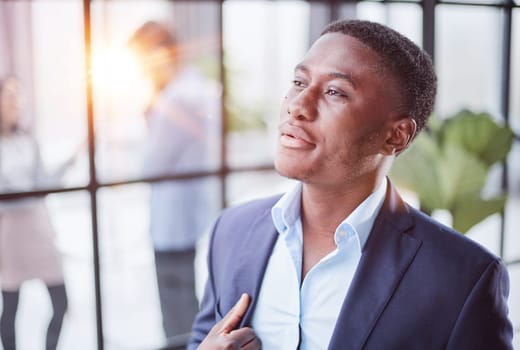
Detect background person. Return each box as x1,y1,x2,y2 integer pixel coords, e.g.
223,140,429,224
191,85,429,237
127,21,219,341
0,76,74,350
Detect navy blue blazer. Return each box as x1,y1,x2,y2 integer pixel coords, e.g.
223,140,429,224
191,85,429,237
189,182,513,349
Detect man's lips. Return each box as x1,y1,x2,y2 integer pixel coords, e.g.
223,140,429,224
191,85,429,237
278,124,315,149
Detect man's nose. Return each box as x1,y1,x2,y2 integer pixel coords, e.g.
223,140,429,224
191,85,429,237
286,88,318,121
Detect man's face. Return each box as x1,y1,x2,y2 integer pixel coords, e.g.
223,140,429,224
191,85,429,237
275,32,402,188
133,47,171,85
143,53,161,79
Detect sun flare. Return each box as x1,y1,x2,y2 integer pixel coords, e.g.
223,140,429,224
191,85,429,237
91,47,144,96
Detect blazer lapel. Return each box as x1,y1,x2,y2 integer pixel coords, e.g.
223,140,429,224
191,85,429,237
328,182,422,350
233,204,279,327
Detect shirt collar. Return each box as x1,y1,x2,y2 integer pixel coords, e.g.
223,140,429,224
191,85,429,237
271,182,302,235
271,179,387,249
339,178,387,249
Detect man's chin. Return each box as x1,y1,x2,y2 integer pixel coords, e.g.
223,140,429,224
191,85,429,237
274,161,310,182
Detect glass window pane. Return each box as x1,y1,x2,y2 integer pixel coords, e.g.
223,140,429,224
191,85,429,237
356,2,422,47
98,179,221,348
439,0,507,4
47,191,95,349
508,11,519,265
91,0,222,183
464,213,502,256
308,2,335,43
0,191,95,349
507,22,520,261
505,141,520,261
507,7,518,240
0,1,88,193
223,0,310,168
226,170,295,207
511,10,520,135
436,6,503,119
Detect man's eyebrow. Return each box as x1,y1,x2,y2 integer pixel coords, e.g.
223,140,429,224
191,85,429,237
328,72,357,89
294,63,357,89
294,63,308,74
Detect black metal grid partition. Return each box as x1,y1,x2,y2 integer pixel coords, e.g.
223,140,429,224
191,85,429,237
0,0,519,349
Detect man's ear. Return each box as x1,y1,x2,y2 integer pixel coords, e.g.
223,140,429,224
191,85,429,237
382,117,417,156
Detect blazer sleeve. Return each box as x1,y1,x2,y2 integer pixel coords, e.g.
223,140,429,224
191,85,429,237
188,217,220,350
446,258,514,350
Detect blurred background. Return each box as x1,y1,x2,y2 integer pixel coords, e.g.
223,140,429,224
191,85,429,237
0,0,518,349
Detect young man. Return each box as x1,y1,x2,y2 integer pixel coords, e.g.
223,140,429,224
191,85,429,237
189,20,513,349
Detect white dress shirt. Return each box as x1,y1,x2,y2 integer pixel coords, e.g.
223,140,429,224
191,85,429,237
251,179,387,349
142,67,220,251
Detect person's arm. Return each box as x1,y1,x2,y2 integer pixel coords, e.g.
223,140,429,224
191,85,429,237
446,258,514,349
48,141,84,180
188,215,261,350
34,138,84,187
189,273,219,349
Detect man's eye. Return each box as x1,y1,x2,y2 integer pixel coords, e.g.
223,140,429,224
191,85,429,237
292,80,304,87
325,89,347,98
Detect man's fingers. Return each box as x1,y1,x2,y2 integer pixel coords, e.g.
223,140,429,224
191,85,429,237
228,327,261,349
218,293,250,334
240,336,262,350
200,300,259,350
199,326,260,350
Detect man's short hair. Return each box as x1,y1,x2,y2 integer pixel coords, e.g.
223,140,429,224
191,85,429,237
321,20,437,133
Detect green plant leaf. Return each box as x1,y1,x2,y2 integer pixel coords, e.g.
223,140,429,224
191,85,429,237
441,110,514,167
392,128,488,214
391,133,444,212
392,109,513,235
451,194,506,233
436,143,488,210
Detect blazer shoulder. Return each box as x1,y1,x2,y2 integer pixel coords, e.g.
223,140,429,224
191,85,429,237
219,194,283,225
210,194,282,242
406,204,500,267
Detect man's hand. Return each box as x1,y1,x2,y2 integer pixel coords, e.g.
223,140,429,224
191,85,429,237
198,293,261,349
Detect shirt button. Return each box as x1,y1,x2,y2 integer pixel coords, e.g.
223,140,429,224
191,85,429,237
338,229,347,238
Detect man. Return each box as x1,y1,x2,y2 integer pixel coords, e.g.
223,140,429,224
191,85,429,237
189,20,514,349
127,22,218,340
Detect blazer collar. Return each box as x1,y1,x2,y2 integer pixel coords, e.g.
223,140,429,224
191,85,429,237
232,180,421,344
328,180,421,349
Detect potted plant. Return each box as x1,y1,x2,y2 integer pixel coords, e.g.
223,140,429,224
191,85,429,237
391,109,515,233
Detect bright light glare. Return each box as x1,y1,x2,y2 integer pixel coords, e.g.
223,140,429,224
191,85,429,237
91,47,142,95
